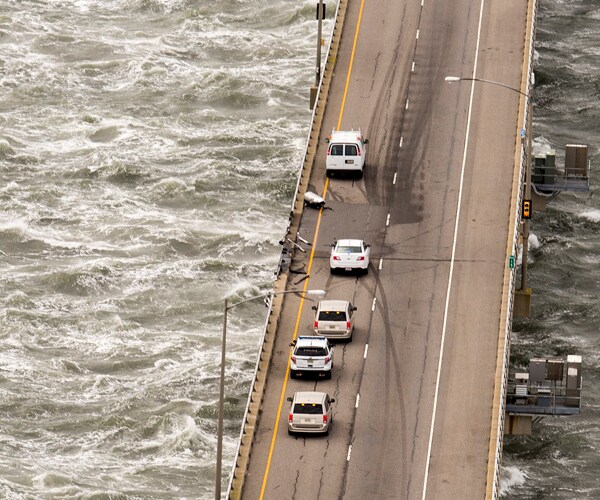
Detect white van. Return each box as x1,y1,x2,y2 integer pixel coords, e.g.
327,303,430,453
325,129,368,177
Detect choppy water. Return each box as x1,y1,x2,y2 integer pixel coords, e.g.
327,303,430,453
501,1,600,498
0,0,327,498
1,0,597,498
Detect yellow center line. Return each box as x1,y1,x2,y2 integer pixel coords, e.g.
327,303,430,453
259,0,366,497
338,0,365,131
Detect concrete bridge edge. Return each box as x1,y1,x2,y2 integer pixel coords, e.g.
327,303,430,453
484,0,538,498
227,1,349,498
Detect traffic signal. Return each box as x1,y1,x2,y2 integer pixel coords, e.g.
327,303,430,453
522,199,532,219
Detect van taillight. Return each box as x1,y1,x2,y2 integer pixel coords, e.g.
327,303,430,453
357,146,361,156
323,414,328,423
346,321,351,330
314,320,318,328
289,413,293,422
327,146,331,156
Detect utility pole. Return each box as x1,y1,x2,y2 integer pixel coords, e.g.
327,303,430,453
310,0,325,109
520,76,533,292
316,0,324,87
215,298,227,500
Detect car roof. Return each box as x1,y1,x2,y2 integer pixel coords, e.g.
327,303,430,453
296,336,329,347
293,391,327,404
335,239,363,246
317,299,350,310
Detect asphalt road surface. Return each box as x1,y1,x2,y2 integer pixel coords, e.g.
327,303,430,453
242,0,530,498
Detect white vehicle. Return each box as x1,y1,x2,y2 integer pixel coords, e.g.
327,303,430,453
325,129,368,177
329,239,370,274
312,300,356,341
287,391,335,436
289,336,334,379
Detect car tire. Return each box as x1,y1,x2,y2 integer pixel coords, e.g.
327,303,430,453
288,429,294,436
325,370,332,380
324,427,330,436
290,369,297,379
326,170,332,178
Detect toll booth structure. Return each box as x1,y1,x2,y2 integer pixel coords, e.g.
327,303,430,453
505,355,582,435
532,145,591,209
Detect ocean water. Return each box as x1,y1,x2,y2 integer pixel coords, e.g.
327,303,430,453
501,0,600,498
0,0,326,497
1,0,597,498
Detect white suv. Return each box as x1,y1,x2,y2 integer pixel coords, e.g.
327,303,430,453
312,300,356,341
289,336,334,379
287,391,335,436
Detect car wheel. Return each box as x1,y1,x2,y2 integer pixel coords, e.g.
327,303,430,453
290,369,297,379
326,170,332,178
288,429,294,436
329,267,336,275
325,370,332,380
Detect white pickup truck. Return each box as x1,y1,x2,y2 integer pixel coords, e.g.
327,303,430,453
325,129,368,177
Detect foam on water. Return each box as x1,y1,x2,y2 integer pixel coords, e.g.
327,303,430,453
506,1,600,494
0,0,332,496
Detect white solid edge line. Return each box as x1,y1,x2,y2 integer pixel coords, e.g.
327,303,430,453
412,61,415,72
393,172,398,184
420,0,487,497
405,99,409,110
371,297,377,311
416,29,420,39
400,136,404,147
347,445,353,462
363,344,369,359
386,213,391,226
355,393,360,408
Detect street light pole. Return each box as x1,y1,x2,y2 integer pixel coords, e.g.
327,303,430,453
215,298,228,500
316,0,324,88
445,74,533,291
214,288,326,499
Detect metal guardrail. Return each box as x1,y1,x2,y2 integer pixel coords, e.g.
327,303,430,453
506,381,582,416
532,163,591,193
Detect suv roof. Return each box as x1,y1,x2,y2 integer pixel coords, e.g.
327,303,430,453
296,336,329,347
293,391,327,405
317,299,351,310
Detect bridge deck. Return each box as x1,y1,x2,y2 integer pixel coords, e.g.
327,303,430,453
235,0,533,498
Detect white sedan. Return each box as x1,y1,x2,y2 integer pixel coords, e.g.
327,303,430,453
329,239,370,274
